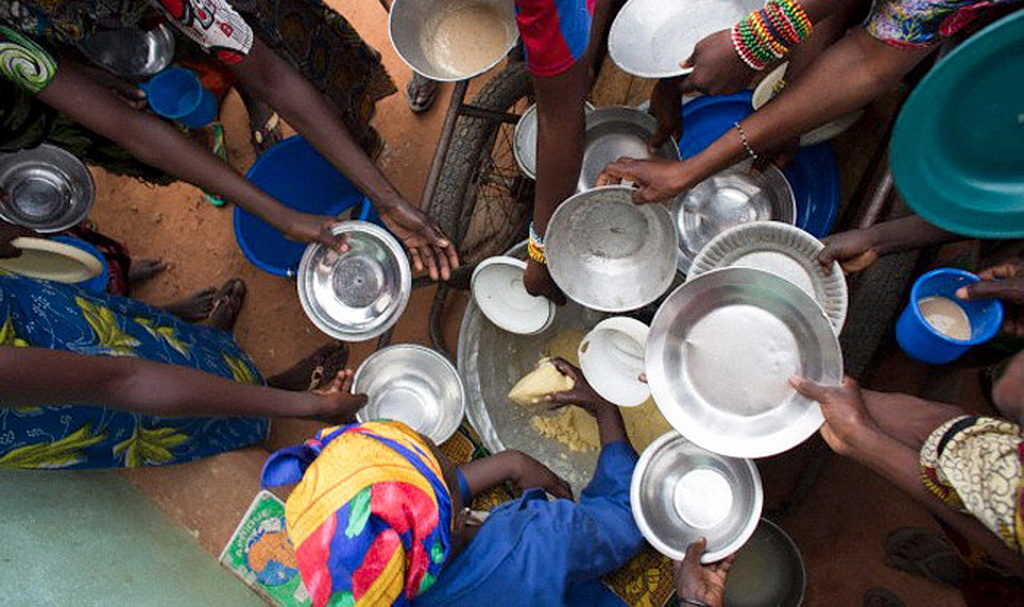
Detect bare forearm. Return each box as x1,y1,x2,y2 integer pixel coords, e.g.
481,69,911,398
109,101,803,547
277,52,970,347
458,451,528,497
852,430,1024,576
231,41,404,209
0,347,323,419
531,67,588,234
868,216,963,255
36,59,293,229
595,407,628,445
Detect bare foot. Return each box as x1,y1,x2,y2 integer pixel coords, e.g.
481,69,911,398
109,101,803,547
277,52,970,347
206,279,246,331
160,287,216,321
128,259,167,286
267,341,350,391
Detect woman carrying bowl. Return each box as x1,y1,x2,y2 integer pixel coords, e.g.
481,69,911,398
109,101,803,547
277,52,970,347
0,0,457,280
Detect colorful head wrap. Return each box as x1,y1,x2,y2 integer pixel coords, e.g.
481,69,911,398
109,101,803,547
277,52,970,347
261,421,453,607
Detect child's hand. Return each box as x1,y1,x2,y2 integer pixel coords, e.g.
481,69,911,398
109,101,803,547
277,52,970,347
540,358,617,420
508,450,573,500
306,369,368,425
674,538,736,607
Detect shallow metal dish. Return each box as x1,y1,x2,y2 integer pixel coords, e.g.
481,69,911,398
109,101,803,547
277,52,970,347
724,518,806,607
389,0,517,81
0,144,95,233
579,106,680,191
297,221,411,342
546,186,678,312
609,0,763,78
646,267,842,458
513,101,596,180
355,344,465,444
631,431,763,562
674,161,796,273
689,222,848,332
78,24,175,78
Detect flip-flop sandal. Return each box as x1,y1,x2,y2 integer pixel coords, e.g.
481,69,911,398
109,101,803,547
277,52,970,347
306,343,350,391
884,527,969,587
863,587,905,607
251,111,282,154
406,73,439,114
208,279,246,330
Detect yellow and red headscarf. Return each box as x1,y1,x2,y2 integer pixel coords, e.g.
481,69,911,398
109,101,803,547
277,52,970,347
261,421,453,607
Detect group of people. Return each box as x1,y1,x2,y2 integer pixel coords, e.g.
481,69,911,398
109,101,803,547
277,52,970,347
0,0,1021,605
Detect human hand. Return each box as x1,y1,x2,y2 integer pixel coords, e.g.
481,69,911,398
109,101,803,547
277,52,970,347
650,77,685,149
378,202,459,281
508,449,573,499
283,212,350,251
306,369,368,425
957,259,1024,335
597,157,693,204
790,375,879,456
680,29,756,96
674,538,737,607
818,228,882,275
524,259,567,305
540,357,618,420
0,219,36,259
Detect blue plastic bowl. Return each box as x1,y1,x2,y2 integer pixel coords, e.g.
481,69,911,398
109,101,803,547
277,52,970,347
143,67,217,129
50,235,109,294
234,136,379,277
678,91,841,237
896,268,1004,365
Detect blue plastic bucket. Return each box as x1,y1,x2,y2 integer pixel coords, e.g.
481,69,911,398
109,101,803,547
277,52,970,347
896,268,1004,364
234,135,379,277
50,235,109,294
143,67,217,129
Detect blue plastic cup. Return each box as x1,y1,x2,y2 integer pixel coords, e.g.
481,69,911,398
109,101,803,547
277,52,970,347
896,268,1004,364
142,67,217,129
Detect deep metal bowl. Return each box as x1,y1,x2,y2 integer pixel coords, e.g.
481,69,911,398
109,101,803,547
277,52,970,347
724,518,806,607
646,267,842,458
297,221,411,342
609,0,764,78
631,431,763,562
674,161,796,273
0,144,95,233
78,24,175,78
388,0,518,81
355,344,466,444
579,106,680,191
546,186,678,312
513,102,596,180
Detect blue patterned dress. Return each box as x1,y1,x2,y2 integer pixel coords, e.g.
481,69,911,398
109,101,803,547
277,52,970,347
0,272,269,469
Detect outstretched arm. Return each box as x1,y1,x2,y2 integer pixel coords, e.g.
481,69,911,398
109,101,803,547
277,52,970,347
0,346,365,422
34,54,341,247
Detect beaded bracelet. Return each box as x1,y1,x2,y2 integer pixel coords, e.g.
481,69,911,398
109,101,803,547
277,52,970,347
733,121,759,160
528,222,546,265
730,0,813,71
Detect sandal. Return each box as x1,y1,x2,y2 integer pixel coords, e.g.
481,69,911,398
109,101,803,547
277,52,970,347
405,73,439,114
207,279,246,331
884,527,969,587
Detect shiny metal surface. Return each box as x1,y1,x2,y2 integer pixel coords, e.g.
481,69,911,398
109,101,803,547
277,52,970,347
631,432,763,562
675,161,796,273
689,222,848,333
513,102,596,180
546,186,678,312
0,144,95,233
355,344,465,444
579,106,680,191
388,0,517,81
297,221,411,342
646,267,842,458
609,0,763,78
724,518,806,607
78,24,175,78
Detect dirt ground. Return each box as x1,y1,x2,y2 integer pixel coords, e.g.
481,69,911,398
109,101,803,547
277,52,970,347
96,2,970,605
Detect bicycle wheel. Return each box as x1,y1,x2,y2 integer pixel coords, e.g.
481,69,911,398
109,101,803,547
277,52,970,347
427,61,535,268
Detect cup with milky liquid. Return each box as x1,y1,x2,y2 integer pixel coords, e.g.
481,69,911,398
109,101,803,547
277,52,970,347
896,268,1004,364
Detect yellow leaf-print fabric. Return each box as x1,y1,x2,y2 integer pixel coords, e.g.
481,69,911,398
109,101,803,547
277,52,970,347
76,296,139,355
114,423,192,468
0,424,107,469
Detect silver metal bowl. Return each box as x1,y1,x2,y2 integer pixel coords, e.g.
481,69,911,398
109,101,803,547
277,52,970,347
609,0,764,78
78,24,176,78
389,0,518,81
355,344,466,444
674,161,796,273
724,518,806,607
297,221,411,342
646,267,842,458
579,106,680,191
0,144,95,233
513,101,596,180
631,431,763,562
546,186,678,312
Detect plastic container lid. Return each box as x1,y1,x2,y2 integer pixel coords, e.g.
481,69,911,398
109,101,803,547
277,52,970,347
578,316,651,407
471,256,556,335
0,237,103,283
